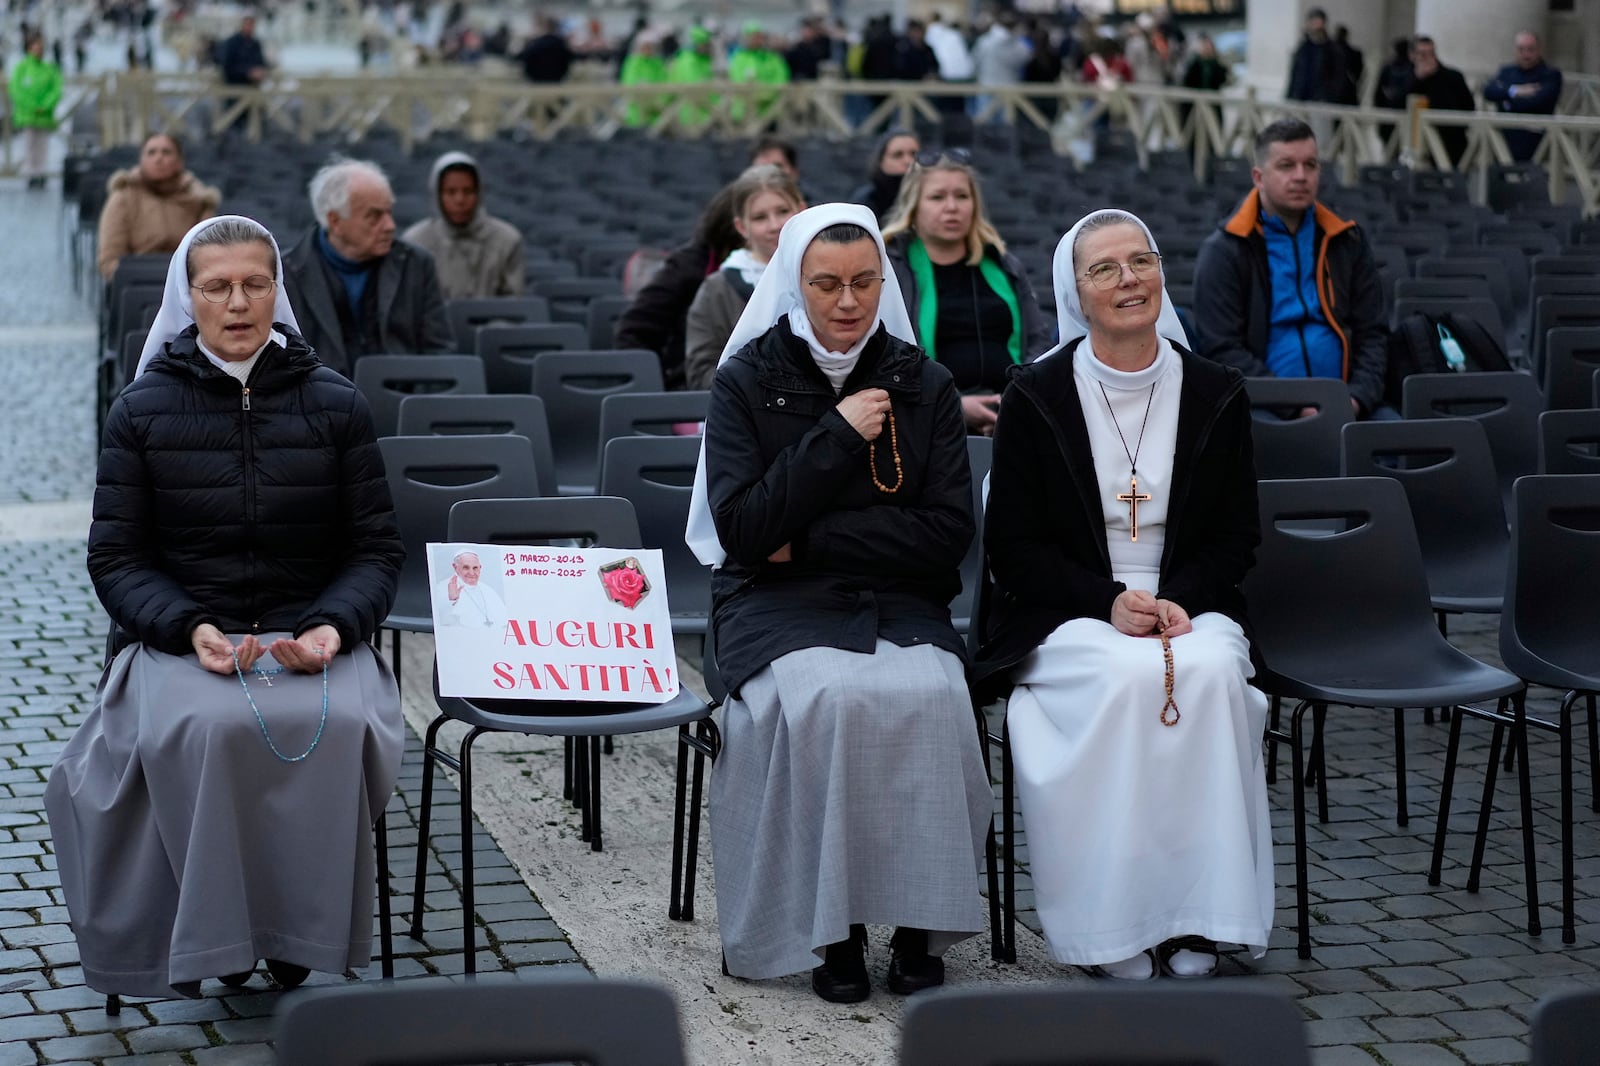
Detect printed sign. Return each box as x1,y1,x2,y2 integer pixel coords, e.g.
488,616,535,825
427,543,678,703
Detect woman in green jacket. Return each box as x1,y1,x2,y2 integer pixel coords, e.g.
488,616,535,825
10,35,63,189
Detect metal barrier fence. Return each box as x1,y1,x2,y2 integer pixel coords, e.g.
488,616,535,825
10,71,1600,215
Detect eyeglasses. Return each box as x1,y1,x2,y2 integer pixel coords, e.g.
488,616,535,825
1080,252,1163,289
191,275,276,303
915,147,973,167
805,275,885,297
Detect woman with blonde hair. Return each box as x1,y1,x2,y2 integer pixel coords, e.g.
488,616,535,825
683,164,805,390
881,149,1049,435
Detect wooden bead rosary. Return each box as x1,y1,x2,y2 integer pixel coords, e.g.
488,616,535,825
869,407,904,494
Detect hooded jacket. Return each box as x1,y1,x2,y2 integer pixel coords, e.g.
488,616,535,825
8,52,62,130
96,166,222,280
400,151,526,301
90,324,403,657
1193,190,1388,415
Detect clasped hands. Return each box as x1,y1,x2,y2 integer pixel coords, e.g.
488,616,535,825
1111,590,1192,638
191,622,342,677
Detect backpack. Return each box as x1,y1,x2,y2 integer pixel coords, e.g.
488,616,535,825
1385,311,1514,407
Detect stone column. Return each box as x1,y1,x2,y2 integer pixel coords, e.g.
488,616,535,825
1413,0,1547,83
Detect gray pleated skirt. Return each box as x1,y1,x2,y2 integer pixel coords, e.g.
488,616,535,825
710,640,992,980
45,637,404,998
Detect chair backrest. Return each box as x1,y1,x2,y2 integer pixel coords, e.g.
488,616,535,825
1527,274,1600,312
111,282,165,349
118,329,149,391
378,434,542,623
598,435,709,630
1245,477,1441,682
448,494,642,548
531,277,625,326
1243,377,1354,479
476,322,589,393
1500,474,1600,690
1391,296,1506,355
587,292,633,349
898,986,1312,1066
395,393,556,502
1340,419,1507,601
1529,985,1600,1066
1538,409,1600,475
1416,255,1515,323
445,295,551,353
1443,243,1530,310
532,349,665,494
1401,371,1541,512
596,391,709,466
352,354,486,439
954,435,992,627
1541,326,1600,412
1531,254,1600,278
1480,224,1562,258
1532,300,1600,382
273,975,687,1066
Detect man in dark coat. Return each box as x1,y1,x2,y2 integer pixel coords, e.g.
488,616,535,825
1482,31,1563,162
518,16,575,83
1192,119,1389,419
218,14,267,86
282,159,453,376
1407,36,1476,167
1285,8,1345,103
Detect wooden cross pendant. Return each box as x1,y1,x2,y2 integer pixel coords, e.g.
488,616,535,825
1117,475,1152,542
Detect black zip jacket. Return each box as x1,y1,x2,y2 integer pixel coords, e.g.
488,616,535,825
973,339,1259,687
89,324,404,656
705,318,975,696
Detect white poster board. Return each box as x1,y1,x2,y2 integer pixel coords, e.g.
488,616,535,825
427,543,679,703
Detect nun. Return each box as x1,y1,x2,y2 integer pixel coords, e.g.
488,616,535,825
687,203,991,1003
46,215,405,998
974,209,1272,980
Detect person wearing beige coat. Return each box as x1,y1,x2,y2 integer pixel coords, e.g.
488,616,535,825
97,134,221,280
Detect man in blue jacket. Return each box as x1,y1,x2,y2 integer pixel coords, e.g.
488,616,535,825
1482,31,1563,162
1192,119,1390,419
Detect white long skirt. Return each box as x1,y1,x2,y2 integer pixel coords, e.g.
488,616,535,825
1007,613,1273,966
711,641,993,980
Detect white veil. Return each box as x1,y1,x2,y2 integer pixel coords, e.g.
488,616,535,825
1037,208,1188,362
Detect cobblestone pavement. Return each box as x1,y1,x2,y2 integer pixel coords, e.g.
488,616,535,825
2,174,1598,1065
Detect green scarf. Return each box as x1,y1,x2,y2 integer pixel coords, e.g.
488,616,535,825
906,237,1023,366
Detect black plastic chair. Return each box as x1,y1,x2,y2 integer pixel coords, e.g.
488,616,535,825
1434,475,1600,946
1540,327,1600,412
596,391,710,468
530,277,624,326
1530,302,1600,386
598,435,710,637
531,349,665,495
1416,256,1515,327
1394,276,1495,308
1538,410,1600,475
1531,253,1600,278
376,435,541,689
273,975,687,1066
586,292,633,349
411,496,718,974
951,435,991,635
476,322,590,394
395,392,557,501
351,355,486,439
1341,418,1508,623
1392,296,1507,357
1245,477,1523,959
899,986,1312,1066
1244,378,1354,479
444,295,550,353
1529,987,1600,1066
1402,371,1541,517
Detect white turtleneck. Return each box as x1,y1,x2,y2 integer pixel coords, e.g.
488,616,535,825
1072,335,1183,591
787,310,876,394
198,328,286,384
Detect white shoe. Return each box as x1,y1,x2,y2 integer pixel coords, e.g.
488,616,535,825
1089,948,1157,981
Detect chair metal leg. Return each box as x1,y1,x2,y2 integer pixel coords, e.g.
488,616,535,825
1559,691,1577,945
105,994,120,1015
1290,700,1313,960
459,726,484,976
1428,705,1466,886
669,725,690,920
375,809,394,979
1467,719,1508,894
1394,707,1409,827
604,735,614,755
1000,721,1016,965
390,628,403,690
1512,692,1542,937
563,737,575,802
409,713,448,940
681,720,717,922
1587,693,1598,815
1265,695,1281,785
575,737,591,842
590,730,604,852
1312,704,1329,824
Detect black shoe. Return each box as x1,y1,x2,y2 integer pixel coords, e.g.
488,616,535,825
218,967,255,988
265,959,310,990
886,927,944,995
811,924,869,1004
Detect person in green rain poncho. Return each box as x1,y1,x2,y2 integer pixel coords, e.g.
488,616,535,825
667,26,717,126
10,35,64,189
620,32,669,127
728,23,791,121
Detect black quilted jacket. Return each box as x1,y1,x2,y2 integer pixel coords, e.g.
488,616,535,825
89,324,404,655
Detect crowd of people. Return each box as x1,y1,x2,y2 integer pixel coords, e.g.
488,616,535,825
26,0,1583,1021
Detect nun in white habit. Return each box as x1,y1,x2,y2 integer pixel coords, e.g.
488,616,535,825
687,203,991,1003
46,215,405,998
973,209,1272,979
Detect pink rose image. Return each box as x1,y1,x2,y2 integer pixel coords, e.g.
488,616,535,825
601,563,648,609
